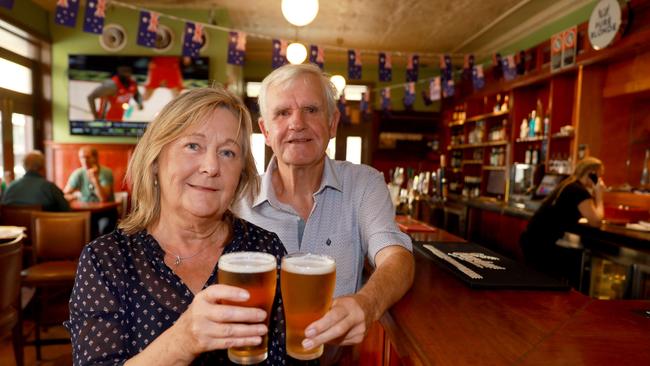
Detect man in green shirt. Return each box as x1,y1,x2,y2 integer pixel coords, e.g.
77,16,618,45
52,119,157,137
2,151,69,211
64,146,114,203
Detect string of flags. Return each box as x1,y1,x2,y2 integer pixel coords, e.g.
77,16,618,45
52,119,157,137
3,0,544,112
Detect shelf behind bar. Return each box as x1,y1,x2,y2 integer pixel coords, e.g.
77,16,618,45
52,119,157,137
516,136,547,143
483,165,507,170
465,109,510,122
461,160,483,165
448,140,509,150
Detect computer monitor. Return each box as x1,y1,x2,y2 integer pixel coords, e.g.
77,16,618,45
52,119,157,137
534,173,567,198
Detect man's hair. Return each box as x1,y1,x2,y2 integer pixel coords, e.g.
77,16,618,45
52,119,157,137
79,146,99,159
23,150,45,173
258,63,338,123
119,86,259,234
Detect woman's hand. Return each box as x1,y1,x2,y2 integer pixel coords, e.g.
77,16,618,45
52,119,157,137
173,284,268,360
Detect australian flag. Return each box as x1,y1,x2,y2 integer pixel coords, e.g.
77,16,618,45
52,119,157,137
473,64,485,90
137,11,159,48
381,88,391,111
492,53,503,80
309,45,324,69
503,54,517,81
55,0,80,28
406,54,419,82
429,77,441,102
360,92,370,114
227,31,247,65
440,55,454,98
272,39,288,69
404,82,416,109
0,0,14,10
182,22,204,59
378,52,392,82
82,0,106,34
348,49,362,80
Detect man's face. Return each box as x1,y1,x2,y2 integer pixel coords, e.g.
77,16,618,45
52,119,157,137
79,148,97,170
259,74,339,169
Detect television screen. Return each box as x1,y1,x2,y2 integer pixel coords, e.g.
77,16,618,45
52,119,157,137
68,55,210,137
534,174,567,198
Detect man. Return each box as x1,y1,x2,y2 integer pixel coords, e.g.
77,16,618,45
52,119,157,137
87,65,143,121
233,64,415,361
64,146,114,203
2,151,69,211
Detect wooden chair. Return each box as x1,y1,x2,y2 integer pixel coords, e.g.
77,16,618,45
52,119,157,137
0,234,25,366
0,204,42,268
21,211,90,360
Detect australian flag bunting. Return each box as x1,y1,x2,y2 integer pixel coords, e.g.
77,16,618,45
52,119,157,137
182,23,204,59
430,77,441,102
404,82,416,109
0,0,14,10
360,92,370,114
492,53,503,80
406,54,419,82
503,54,517,81
227,31,247,65
381,87,391,111
55,0,80,28
348,49,362,80
440,55,454,98
272,39,288,69
309,45,324,69
379,52,392,82
137,11,159,48
82,0,106,34
473,64,485,90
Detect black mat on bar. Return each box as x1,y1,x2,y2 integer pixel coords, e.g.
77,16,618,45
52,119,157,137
415,241,571,291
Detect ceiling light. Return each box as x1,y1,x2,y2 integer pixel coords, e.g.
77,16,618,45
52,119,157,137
281,0,319,27
287,42,307,64
330,75,346,97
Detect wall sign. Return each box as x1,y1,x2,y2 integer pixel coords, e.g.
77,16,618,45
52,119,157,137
588,0,623,50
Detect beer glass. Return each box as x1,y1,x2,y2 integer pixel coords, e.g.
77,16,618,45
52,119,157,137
281,253,336,360
217,251,278,365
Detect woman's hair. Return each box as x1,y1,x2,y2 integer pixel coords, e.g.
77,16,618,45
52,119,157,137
119,87,259,234
545,156,603,206
258,63,338,123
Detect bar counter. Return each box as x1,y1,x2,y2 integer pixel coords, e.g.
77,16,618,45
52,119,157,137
377,222,650,365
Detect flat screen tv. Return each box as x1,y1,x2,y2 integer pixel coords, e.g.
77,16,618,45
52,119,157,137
68,55,210,137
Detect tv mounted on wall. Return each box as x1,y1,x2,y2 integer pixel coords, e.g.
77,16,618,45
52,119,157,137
68,55,210,137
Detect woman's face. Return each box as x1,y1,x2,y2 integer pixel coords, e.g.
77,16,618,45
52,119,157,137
156,108,244,220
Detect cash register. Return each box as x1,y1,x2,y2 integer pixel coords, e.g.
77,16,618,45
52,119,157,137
509,163,566,211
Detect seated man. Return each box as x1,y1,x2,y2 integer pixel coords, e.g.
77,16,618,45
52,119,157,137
64,146,116,235
64,146,114,203
2,151,69,211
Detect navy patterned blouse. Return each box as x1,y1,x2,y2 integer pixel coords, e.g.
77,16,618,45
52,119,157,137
64,216,290,366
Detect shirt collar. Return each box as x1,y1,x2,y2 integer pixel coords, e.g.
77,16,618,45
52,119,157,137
252,155,343,208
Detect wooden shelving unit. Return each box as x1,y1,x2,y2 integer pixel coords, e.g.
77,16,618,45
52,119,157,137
448,140,509,150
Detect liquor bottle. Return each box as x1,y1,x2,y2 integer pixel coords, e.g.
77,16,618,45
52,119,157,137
641,149,650,186
532,147,539,165
529,111,536,137
494,94,501,112
525,146,532,164
520,118,529,139
501,95,509,112
438,155,447,201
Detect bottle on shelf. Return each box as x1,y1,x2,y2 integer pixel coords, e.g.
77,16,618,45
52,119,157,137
641,149,649,186
520,118,529,139
525,146,532,164
438,155,448,201
531,147,539,165
494,94,502,112
501,95,509,112
529,111,536,138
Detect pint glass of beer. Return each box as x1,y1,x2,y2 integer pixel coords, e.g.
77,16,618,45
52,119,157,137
281,253,336,360
217,251,278,365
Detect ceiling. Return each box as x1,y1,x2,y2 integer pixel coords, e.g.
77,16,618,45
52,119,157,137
33,0,594,62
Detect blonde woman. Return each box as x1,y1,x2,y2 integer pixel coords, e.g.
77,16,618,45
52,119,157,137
520,157,605,283
65,87,289,365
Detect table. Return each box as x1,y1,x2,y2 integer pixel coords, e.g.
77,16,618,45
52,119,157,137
70,201,120,213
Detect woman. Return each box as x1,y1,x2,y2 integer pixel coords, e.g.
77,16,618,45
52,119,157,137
520,157,605,283
65,87,287,365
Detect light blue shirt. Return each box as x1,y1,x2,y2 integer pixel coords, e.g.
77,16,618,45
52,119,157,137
233,156,412,297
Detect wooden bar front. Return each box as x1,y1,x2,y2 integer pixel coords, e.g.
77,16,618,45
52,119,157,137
365,220,650,366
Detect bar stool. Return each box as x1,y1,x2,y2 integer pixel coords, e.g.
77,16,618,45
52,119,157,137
0,234,25,366
21,211,90,360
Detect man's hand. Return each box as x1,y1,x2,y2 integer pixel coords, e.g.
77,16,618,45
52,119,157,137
301,293,375,351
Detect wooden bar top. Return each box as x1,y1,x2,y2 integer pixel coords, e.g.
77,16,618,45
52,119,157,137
383,217,650,365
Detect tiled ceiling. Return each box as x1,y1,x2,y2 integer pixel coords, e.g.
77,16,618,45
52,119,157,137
33,0,594,61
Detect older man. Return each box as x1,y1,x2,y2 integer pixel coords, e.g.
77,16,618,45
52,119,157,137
2,151,69,211
234,64,414,361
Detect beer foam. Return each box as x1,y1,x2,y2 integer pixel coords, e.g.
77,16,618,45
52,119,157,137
218,252,277,273
282,254,335,275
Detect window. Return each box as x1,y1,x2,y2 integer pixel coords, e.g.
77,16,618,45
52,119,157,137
251,133,266,174
246,82,262,98
0,57,32,94
344,85,368,101
326,138,336,159
345,136,362,164
12,113,34,177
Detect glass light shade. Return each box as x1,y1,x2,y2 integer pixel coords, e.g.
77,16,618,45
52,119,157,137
281,0,319,27
286,42,308,64
330,75,346,97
